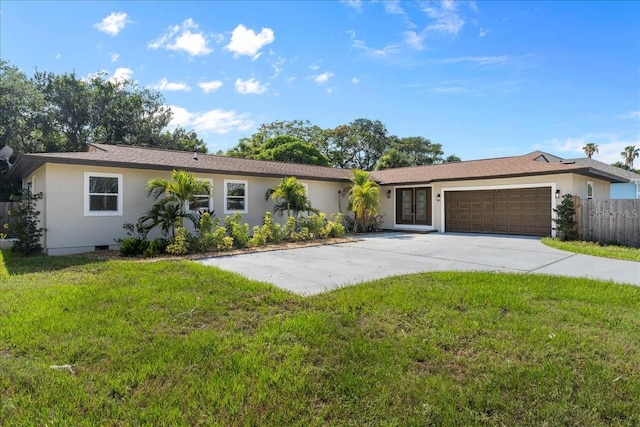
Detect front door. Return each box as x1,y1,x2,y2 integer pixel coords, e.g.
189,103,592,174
396,187,432,226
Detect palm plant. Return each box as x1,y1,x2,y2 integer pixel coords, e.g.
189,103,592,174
145,170,211,235
621,146,639,169
265,176,316,218
348,169,380,232
582,142,599,158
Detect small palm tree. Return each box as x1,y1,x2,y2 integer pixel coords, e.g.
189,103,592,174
582,142,599,158
145,170,211,235
621,145,639,169
265,176,316,218
348,169,380,231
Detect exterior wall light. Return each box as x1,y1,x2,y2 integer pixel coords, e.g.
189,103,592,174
555,189,560,199
387,189,392,198
436,193,441,202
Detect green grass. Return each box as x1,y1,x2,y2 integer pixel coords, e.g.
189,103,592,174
542,237,640,262
1,250,639,426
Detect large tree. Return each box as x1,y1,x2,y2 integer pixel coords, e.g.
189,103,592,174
256,135,329,166
325,119,391,170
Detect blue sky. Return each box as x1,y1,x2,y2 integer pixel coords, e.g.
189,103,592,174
1,1,638,163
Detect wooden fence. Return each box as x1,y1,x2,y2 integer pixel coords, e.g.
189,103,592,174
0,202,19,236
574,197,640,247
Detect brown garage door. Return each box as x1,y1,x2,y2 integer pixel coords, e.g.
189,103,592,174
445,187,552,236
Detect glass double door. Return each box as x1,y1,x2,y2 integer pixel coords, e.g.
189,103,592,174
396,187,432,226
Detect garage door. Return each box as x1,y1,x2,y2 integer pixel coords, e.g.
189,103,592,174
445,187,552,236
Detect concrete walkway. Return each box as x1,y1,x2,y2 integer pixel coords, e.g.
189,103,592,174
198,233,640,295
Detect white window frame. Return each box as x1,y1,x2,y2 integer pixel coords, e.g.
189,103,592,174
84,172,123,216
224,179,248,214
586,181,594,199
188,178,214,214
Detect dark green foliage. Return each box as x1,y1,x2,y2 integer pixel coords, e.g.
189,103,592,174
553,194,578,241
8,187,44,256
266,176,317,218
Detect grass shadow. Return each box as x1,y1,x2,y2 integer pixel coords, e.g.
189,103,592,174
0,249,109,277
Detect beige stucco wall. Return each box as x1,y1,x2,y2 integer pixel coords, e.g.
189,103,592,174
379,173,611,233
38,164,345,255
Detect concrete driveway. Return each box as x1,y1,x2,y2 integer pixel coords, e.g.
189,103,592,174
198,233,640,295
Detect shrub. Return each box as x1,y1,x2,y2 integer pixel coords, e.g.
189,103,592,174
119,237,149,257
145,238,168,257
553,194,578,241
249,225,268,248
199,212,217,235
290,227,312,242
9,187,45,256
225,212,250,249
283,216,297,240
166,227,191,255
261,212,283,243
218,236,234,252
329,213,346,238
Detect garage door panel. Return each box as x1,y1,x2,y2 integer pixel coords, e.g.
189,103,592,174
445,187,551,237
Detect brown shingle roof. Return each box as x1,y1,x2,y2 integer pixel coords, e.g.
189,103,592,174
10,143,354,182
369,151,629,184
10,145,629,184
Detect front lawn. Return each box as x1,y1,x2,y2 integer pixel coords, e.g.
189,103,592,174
542,237,640,262
1,251,639,425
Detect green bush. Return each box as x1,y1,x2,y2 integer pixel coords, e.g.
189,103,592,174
119,237,149,257
249,225,268,248
9,187,45,256
329,213,346,238
283,216,297,240
263,212,284,243
553,194,578,241
145,238,168,257
199,212,217,235
225,212,250,249
218,236,234,252
166,227,191,255
290,227,312,242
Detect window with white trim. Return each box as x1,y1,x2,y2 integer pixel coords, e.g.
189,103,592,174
587,181,594,199
188,178,213,214
224,180,248,214
84,172,123,216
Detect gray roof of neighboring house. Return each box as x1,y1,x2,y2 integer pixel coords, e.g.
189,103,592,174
566,157,640,182
9,144,630,185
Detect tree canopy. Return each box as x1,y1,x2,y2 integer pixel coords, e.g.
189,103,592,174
228,118,454,170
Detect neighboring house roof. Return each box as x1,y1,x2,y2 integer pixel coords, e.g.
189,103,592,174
9,144,630,185
9,143,354,182
567,157,640,182
369,151,629,185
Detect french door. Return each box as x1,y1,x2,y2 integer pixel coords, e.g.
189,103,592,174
396,187,432,226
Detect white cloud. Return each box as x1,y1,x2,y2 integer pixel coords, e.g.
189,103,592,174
618,111,640,120
341,0,363,12
349,30,401,58
384,0,405,15
149,19,215,56
352,77,360,84
225,24,275,59
270,57,286,78
403,31,425,50
94,12,131,36
168,105,254,134
235,78,267,94
541,135,640,164
422,1,465,35
430,86,468,93
479,27,490,37
149,78,191,92
108,67,133,84
435,55,509,65
55,53,61,60
314,71,334,84
310,63,320,71
198,80,224,93
110,52,120,63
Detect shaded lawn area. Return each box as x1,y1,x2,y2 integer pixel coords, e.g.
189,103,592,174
1,251,639,426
